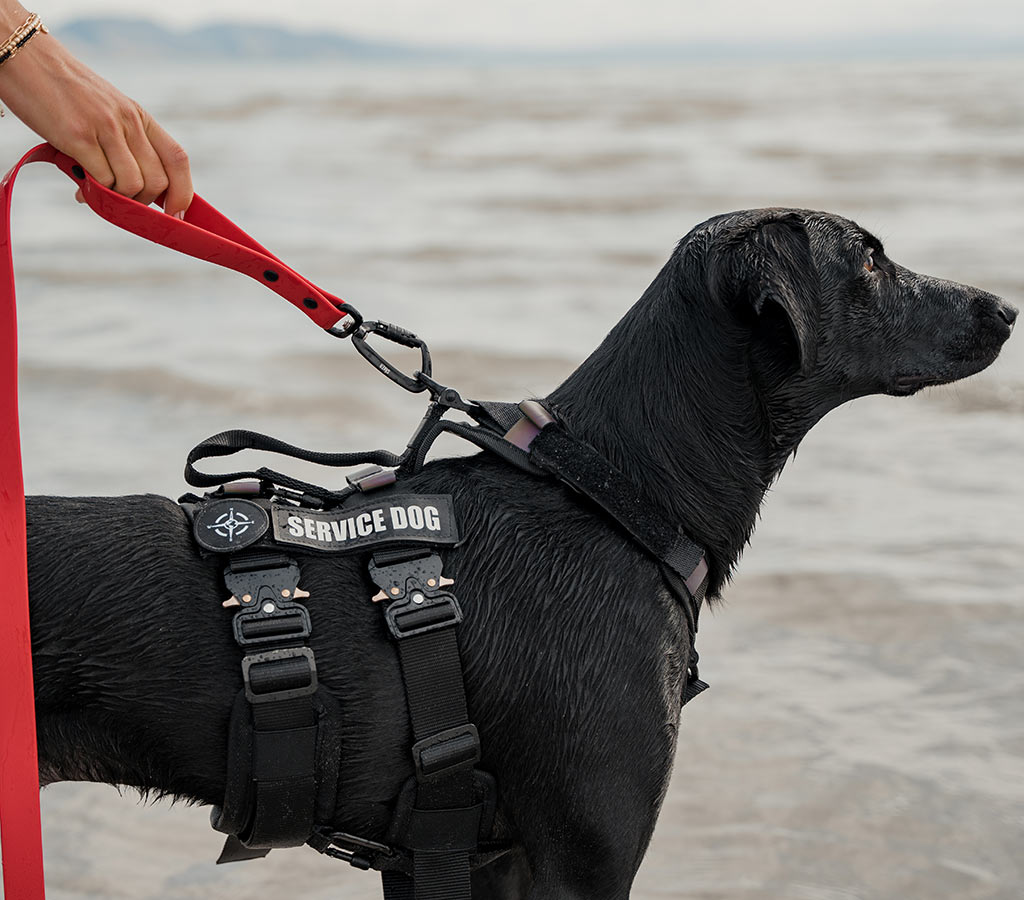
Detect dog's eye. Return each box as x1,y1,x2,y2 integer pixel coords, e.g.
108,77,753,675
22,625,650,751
864,253,875,272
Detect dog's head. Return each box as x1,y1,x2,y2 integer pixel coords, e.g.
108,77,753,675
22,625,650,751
690,208,1016,411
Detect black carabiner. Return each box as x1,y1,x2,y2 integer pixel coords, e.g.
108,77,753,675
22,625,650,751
351,321,432,393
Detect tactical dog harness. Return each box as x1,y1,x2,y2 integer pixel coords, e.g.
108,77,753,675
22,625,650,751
0,144,708,899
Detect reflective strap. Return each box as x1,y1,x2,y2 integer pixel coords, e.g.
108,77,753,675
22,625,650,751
0,146,47,899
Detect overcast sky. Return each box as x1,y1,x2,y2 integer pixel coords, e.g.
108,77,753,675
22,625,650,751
40,0,1024,49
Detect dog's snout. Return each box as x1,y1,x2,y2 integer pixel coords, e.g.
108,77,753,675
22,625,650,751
996,301,1018,327
974,293,1017,332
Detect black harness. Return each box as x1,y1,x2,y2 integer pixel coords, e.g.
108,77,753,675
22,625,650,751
179,320,709,900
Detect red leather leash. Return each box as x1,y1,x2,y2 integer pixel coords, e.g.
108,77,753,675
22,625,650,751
0,143,360,897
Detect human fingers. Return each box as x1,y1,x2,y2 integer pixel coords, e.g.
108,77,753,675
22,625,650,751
65,141,116,195
143,116,192,218
124,117,169,207
97,128,146,200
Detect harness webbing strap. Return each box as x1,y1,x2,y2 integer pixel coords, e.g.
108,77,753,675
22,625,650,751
371,550,480,900
185,427,403,498
210,551,328,858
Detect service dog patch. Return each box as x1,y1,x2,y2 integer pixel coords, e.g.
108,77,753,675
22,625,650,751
193,499,270,552
271,495,459,553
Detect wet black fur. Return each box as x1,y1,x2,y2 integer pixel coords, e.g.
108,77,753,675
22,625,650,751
28,209,1015,898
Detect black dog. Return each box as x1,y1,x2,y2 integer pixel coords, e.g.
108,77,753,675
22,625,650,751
27,209,1016,898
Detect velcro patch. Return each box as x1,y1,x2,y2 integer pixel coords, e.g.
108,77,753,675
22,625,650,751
193,498,270,552
271,495,458,553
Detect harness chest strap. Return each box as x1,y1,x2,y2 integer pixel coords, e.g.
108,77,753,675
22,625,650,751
469,398,710,701
185,487,490,898
368,549,484,900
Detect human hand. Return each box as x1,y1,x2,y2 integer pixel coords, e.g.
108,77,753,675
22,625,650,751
0,15,192,217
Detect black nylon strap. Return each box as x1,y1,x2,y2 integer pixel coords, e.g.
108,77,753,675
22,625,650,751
185,428,403,497
466,401,708,594
374,551,479,900
414,851,473,900
528,424,703,583
382,871,415,900
241,676,318,847
213,552,325,855
396,630,470,740
216,834,271,864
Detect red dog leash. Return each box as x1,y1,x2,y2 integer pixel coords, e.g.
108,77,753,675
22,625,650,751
0,143,361,897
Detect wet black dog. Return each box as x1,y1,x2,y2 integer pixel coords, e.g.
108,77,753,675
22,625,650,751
27,209,1016,898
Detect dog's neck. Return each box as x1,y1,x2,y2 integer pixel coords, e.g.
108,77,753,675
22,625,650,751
547,261,816,597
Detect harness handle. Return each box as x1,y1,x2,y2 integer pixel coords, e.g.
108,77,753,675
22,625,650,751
14,143,362,335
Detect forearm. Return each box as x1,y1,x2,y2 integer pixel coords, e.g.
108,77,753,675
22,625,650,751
0,5,193,215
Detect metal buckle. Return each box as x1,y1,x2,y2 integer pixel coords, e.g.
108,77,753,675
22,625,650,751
412,724,481,780
241,647,317,704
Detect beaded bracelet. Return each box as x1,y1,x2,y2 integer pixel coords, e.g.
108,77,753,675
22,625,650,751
0,12,48,68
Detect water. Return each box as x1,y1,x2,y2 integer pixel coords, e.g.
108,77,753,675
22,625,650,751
1,57,1021,898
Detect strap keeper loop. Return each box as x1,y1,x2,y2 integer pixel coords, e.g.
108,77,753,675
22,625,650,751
411,724,480,780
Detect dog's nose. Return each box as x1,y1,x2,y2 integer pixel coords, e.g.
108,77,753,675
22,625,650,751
996,301,1018,327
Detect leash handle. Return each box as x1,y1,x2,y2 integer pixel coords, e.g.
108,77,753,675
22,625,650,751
16,143,361,334
0,142,366,898
0,145,48,898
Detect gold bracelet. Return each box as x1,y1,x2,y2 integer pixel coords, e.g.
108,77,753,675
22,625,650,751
0,12,48,68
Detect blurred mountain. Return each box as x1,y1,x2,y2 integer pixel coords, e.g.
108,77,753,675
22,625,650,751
55,17,1024,62
57,18,441,60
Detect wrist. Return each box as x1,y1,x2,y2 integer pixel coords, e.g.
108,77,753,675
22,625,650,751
0,3,31,36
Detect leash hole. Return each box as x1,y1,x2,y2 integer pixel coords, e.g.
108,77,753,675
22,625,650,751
71,165,85,179
263,269,279,282
302,297,318,309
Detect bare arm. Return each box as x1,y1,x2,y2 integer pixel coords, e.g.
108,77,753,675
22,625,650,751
0,2,193,216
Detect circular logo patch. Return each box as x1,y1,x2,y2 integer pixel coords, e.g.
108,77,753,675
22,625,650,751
193,499,269,552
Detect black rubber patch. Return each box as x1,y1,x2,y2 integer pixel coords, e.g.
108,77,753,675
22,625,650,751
271,495,459,553
193,499,270,552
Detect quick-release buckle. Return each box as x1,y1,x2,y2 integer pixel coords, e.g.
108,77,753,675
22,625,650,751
368,552,462,639
412,725,481,780
241,647,317,704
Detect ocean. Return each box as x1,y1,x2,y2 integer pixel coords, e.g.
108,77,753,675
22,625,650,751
1,56,1021,898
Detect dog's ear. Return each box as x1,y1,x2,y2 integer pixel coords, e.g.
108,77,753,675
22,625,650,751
710,212,820,375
